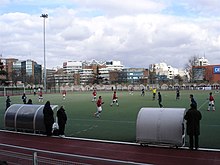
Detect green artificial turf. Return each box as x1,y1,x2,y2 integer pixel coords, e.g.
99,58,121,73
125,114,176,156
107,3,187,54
0,90,219,149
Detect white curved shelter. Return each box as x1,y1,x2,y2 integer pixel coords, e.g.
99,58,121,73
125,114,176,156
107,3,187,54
136,108,186,147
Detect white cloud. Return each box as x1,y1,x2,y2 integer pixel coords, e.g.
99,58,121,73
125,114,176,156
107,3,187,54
0,0,10,6
168,0,220,16
0,1,220,69
70,0,166,15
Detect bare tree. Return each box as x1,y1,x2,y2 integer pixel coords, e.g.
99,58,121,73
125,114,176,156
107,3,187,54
0,61,8,85
185,55,198,82
93,66,103,84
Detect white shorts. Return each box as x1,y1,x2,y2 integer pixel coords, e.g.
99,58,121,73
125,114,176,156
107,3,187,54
209,101,214,106
97,106,102,112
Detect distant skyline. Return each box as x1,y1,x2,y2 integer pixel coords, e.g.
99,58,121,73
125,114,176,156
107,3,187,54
0,0,220,69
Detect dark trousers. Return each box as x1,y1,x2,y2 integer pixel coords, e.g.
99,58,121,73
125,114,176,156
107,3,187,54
45,124,53,136
153,93,156,100
159,101,163,108
58,123,65,135
189,135,199,149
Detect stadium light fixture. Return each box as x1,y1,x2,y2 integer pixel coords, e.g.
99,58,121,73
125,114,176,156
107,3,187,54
40,14,48,92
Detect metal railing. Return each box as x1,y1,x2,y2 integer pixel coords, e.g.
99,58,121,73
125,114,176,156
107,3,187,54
0,143,148,165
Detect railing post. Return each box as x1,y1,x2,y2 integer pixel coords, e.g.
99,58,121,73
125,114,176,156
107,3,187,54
33,152,38,165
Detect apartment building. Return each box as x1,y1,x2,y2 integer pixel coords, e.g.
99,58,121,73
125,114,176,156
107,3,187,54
59,60,124,85
0,58,42,86
63,61,82,74
195,57,209,66
149,62,179,80
20,60,42,85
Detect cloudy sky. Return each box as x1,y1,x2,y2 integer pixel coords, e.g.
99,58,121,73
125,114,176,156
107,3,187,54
0,0,220,69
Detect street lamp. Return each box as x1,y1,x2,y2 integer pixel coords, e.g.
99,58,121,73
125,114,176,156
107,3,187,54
40,14,48,92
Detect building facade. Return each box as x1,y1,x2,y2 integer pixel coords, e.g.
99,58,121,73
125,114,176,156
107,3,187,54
2,59,42,86
20,60,42,85
63,61,82,74
195,57,209,66
149,63,179,80
123,68,149,84
193,65,220,83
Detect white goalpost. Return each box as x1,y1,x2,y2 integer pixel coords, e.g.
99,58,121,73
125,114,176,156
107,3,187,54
3,86,26,96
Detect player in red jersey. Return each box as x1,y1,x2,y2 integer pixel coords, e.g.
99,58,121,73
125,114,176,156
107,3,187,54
38,89,43,102
92,90,97,102
62,90,66,100
110,91,119,106
94,96,104,118
208,92,215,111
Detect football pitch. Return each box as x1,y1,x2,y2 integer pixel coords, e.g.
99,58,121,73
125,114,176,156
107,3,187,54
0,89,220,149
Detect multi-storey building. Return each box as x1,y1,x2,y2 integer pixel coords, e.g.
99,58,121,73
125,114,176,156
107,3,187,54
123,68,149,84
46,68,57,89
105,61,123,71
20,60,42,85
53,73,74,87
5,58,18,81
192,65,220,83
3,59,42,86
0,58,18,84
51,59,151,86
47,68,76,87
63,61,82,74
79,68,94,85
195,57,209,66
12,60,22,85
149,62,179,80
100,61,124,84
59,60,124,85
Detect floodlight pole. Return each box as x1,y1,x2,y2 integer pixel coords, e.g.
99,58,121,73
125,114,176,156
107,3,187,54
40,14,48,93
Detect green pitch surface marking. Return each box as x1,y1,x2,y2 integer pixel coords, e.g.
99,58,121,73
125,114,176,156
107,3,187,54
0,90,219,149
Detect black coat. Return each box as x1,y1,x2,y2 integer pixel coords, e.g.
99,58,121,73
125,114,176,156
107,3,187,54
57,107,67,125
43,103,54,125
184,108,202,136
6,98,11,108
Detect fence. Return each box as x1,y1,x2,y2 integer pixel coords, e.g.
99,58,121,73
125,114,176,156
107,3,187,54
0,143,146,165
0,87,60,96
1,84,217,97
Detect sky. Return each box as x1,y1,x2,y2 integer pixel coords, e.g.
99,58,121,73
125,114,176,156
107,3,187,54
0,0,220,69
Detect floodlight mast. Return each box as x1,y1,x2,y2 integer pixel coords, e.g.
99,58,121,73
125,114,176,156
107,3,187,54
40,14,48,93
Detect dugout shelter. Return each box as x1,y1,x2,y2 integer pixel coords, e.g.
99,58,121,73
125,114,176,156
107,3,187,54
4,104,58,133
136,107,186,147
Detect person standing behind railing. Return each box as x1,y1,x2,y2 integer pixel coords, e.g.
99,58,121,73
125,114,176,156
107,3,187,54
184,103,202,150
57,106,67,138
43,101,54,136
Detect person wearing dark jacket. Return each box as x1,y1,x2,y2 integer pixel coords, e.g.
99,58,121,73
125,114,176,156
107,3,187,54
27,99,33,104
57,106,67,137
43,101,54,136
158,92,163,108
5,96,11,111
22,93,27,104
190,94,197,109
184,103,202,150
